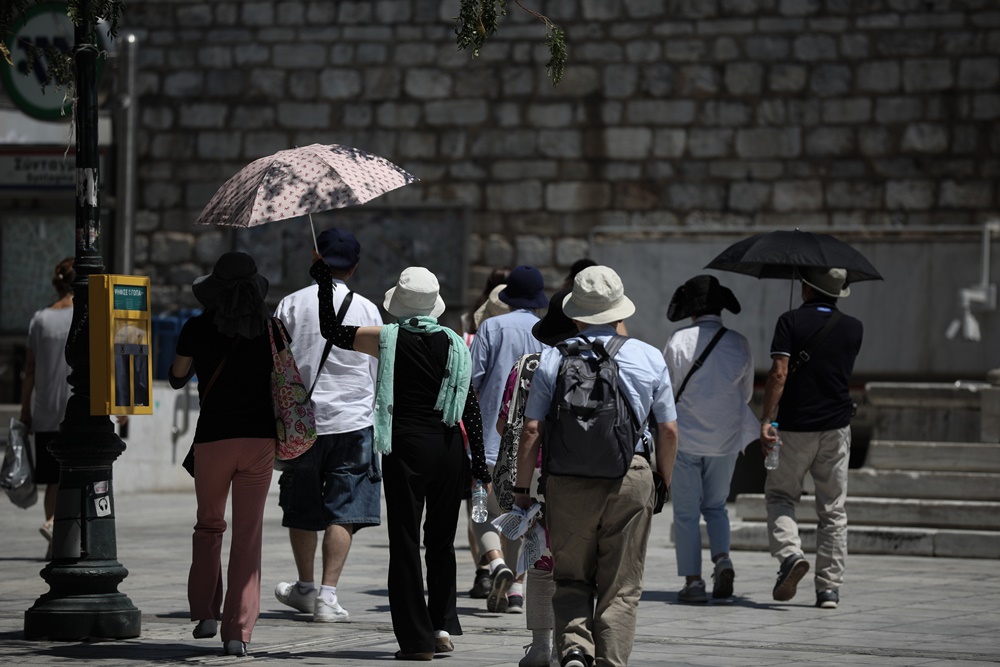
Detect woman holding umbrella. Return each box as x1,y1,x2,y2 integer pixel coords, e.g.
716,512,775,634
169,251,283,657
309,257,490,661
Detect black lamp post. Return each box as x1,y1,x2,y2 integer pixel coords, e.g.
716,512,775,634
23,0,140,640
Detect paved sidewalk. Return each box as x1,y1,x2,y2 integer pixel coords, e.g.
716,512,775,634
1,490,998,666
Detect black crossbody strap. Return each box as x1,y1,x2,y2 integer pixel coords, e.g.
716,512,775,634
790,310,842,374
674,327,727,403
307,290,354,399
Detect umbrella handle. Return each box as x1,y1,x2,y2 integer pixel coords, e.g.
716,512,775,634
308,213,318,253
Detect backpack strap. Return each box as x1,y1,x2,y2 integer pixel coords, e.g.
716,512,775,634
307,290,354,399
674,327,727,403
789,310,841,374
598,335,651,459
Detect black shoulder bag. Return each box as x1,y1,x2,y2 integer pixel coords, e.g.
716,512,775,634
789,311,842,374
674,327,727,403
307,290,354,399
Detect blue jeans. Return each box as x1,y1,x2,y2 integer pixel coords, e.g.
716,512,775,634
671,450,739,577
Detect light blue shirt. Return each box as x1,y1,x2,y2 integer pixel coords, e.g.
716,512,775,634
470,309,545,465
525,325,677,451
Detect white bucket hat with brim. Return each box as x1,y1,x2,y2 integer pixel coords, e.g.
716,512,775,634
800,267,851,298
562,265,636,325
384,266,446,319
473,284,510,328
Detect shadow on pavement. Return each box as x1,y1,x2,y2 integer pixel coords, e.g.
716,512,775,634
641,589,791,610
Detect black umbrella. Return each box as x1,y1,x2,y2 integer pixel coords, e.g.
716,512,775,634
706,230,883,283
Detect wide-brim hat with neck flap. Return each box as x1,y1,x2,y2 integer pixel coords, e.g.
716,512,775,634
562,265,636,325
499,265,548,310
192,251,269,308
800,266,851,298
532,288,577,346
667,274,741,322
384,266,446,319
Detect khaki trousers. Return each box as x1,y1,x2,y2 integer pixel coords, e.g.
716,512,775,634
546,455,654,667
764,426,850,592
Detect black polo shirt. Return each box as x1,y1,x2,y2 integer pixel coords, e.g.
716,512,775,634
770,297,863,432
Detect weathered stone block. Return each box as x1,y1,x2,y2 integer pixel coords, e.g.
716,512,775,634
725,62,763,95
271,43,325,69
397,132,436,159
756,100,786,125
901,123,949,153
973,93,1000,120
197,131,241,159
626,40,662,63
806,128,855,156
858,61,900,92
539,131,583,159
244,132,289,157
241,2,274,25
339,1,372,23
677,65,720,95
745,35,790,60
164,71,203,96
958,58,1000,90
728,182,771,212
688,129,733,157
486,181,543,211
342,104,372,128
939,180,994,208
426,100,489,127
555,238,590,267
151,232,195,264
780,0,821,16
179,103,227,129
604,128,653,159
604,64,639,98
903,59,954,92
877,31,935,57
794,34,837,61
177,4,212,26
319,70,363,99
875,97,922,124
773,180,823,211
277,102,331,128
404,69,452,99
528,104,574,128
736,128,801,158
664,39,707,62
142,108,173,131
653,129,688,158
375,102,420,129
396,43,435,65
247,69,286,98
143,183,182,209
151,133,195,160
545,181,611,211
627,100,696,125
234,44,269,66
822,98,872,124
639,63,675,96
839,33,869,59
513,235,553,266
668,184,726,210
886,180,935,209
364,68,402,99
198,45,233,69
768,64,807,92
810,64,852,96
483,234,515,267
826,181,882,209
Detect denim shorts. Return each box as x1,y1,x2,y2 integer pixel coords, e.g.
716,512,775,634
278,426,382,532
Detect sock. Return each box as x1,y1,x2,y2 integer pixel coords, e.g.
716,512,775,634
488,558,506,574
509,582,524,597
531,628,551,649
435,630,450,639
296,580,315,592
319,585,337,602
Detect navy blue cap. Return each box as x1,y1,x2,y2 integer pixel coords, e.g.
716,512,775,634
316,227,360,270
499,265,548,310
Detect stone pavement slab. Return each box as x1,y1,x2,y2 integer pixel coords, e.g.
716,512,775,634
1,490,999,666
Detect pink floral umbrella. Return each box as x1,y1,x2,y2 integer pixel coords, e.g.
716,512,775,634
195,143,418,241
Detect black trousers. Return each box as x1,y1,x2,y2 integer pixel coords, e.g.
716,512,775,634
382,427,467,653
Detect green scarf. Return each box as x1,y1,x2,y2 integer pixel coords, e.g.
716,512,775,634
373,316,472,454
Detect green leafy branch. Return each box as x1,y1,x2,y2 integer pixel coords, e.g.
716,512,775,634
455,0,567,86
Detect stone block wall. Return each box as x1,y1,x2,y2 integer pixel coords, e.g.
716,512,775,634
122,0,1000,310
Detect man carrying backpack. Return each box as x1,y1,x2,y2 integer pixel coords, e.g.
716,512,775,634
513,266,678,667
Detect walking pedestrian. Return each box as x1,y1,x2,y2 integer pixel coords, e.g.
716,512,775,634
272,228,383,623
19,257,74,559
663,275,758,603
514,266,678,667
760,267,863,609
309,258,491,661
169,251,279,657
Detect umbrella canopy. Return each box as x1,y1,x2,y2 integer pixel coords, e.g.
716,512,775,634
195,143,418,228
705,230,883,283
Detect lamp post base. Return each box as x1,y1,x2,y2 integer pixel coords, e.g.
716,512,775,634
24,559,140,639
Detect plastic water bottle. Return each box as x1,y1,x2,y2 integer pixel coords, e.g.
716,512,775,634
764,422,781,470
471,481,488,523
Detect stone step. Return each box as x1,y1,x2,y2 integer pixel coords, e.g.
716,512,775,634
717,521,1000,559
866,440,1000,473
802,468,1000,501
734,494,1000,531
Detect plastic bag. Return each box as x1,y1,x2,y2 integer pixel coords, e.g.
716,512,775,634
1,418,38,509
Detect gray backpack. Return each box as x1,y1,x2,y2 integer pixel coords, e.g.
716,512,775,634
543,336,646,479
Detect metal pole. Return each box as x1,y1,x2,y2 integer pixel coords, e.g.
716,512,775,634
24,1,141,640
113,33,137,275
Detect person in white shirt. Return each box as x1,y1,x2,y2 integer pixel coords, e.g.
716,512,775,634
662,275,758,603
272,228,383,623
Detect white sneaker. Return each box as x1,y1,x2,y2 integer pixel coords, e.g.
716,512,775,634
274,581,317,613
314,596,349,623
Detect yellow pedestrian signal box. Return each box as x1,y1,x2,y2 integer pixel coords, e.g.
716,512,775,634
89,275,153,415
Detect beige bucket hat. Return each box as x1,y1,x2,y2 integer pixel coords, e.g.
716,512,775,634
384,267,446,319
562,265,636,325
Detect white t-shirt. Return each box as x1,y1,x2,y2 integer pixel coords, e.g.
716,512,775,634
27,306,73,432
274,282,381,435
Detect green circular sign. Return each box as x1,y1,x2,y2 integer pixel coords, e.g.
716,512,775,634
1,2,105,122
